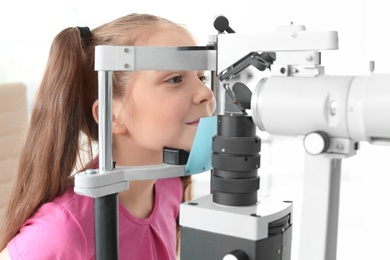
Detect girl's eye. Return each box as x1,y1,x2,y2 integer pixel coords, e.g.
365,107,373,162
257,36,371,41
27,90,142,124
199,75,207,83
166,76,182,84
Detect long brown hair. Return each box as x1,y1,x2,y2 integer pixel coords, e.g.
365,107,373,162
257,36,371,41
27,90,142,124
0,13,192,251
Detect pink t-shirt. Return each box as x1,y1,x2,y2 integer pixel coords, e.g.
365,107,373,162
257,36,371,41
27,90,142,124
7,177,183,260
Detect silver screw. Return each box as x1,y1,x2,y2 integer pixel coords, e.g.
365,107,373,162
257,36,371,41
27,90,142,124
336,143,344,151
369,60,375,73
86,169,97,175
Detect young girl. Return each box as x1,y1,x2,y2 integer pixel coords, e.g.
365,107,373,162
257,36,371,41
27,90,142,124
0,13,215,259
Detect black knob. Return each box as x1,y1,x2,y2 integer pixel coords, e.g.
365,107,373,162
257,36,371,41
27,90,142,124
214,15,236,33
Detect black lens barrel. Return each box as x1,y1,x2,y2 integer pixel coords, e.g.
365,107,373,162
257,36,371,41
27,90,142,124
212,114,261,206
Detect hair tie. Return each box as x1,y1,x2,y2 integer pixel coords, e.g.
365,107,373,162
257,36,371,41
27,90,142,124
77,26,92,48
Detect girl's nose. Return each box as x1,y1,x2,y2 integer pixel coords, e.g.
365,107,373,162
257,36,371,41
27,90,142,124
193,80,214,106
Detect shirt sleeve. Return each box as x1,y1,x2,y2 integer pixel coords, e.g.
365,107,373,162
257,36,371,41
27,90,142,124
7,203,87,260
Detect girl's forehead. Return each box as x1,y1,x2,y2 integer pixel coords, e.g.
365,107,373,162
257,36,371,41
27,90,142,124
144,26,196,47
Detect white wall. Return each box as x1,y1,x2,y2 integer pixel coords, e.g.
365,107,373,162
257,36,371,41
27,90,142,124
2,0,390,105
1,0,389,259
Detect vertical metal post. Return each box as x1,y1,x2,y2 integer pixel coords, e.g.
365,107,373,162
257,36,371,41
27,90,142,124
99,71,113,173
299,153,342,260
95,71,119,260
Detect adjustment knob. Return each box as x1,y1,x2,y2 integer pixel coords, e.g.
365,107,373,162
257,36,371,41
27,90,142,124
303,131,330,155
223,249,249,260
214,15,236,33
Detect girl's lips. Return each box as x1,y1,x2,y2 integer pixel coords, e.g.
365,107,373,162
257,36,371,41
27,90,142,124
186,119,200,126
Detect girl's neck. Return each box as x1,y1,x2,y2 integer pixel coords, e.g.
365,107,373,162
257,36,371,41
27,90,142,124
112,138,160,219
113,140,163,167
119,179,156,219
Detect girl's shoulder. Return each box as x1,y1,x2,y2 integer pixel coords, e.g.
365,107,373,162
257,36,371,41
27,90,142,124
156,177,183,200
7,189,94,260
153,177,183,218
50,188,95,219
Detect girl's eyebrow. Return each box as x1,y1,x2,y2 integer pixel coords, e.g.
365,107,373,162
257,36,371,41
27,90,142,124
154,70,205,77
153,71,181,76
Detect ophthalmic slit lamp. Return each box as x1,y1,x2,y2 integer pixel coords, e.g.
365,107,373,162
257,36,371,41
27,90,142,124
74,15,390,260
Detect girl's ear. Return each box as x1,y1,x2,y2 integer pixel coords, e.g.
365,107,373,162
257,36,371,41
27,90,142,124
92,100,99,124
92,99,127,135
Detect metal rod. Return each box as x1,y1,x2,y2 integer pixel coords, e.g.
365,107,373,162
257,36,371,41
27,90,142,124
95,70,119,260
299,153,342,260
95,194,119,259
99,71,113,173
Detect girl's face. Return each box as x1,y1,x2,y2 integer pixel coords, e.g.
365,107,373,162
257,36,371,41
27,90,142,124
113,25,216,165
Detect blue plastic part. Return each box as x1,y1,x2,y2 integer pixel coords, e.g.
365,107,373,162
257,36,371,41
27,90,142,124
184,116,217,175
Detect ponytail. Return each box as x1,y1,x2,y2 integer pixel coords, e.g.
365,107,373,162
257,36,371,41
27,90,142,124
0,27,97,249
